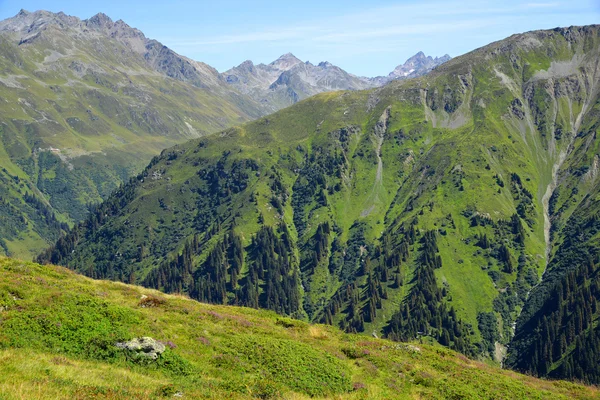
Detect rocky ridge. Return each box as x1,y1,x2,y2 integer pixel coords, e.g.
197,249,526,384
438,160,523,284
224,51,451,111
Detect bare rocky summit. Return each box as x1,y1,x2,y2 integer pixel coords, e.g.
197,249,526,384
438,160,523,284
224,51,451,111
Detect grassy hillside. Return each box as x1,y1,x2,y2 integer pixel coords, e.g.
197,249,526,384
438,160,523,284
0,10,264,259
39,25,600,379
1,257,598,399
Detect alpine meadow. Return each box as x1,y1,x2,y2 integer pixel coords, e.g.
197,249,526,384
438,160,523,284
1,3,600,399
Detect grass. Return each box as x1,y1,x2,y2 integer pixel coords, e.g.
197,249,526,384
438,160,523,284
0,257,599,399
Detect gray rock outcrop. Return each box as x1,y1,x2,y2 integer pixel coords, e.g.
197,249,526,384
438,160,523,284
116,337,166,360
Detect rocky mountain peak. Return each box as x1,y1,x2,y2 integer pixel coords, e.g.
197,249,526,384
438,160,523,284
86,12,113,28
0,9,66,33
0,9,144,42
405,51,432,65
270,52,302,71
83,12,145,41
277,52,300,61
388,51,450,79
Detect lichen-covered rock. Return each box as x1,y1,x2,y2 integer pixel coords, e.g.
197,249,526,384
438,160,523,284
116,337,165,360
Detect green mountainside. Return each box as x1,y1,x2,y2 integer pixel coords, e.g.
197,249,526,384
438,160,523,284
1,257,599,399
0,10,448,261
0,10,265,259
505,39,600,380
40,25,600,382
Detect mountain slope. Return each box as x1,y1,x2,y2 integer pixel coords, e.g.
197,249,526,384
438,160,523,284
1,257,598,399
505,32,600,381
40,25,600,373
0,9,265,258
0,10,450,260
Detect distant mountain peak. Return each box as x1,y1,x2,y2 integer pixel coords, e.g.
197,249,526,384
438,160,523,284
277,52,299,60
270,53,302,70
85,12,115,30
318,61,333,68
223,49,452,112
388,51,451,79
0,9,76,35
3,9,141,39
88,12,112,23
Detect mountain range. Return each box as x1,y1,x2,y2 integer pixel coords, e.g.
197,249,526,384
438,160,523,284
4,6,600,391
0,9,449,259
223,51,450,112
37,18,600,387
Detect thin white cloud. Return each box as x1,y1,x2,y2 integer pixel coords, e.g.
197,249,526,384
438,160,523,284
172,26,322,46
169,0,569,49
317,20,494,43
523,2,561,8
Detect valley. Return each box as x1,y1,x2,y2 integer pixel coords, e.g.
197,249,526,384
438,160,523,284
38,23,600,384
1,5,599,395
0,9,449,259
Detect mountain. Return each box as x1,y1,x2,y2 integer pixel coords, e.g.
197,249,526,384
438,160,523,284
0,9,268,259
223,51,451,112
504,38,600,381
0,9,449,260
223,53,374,112
368,51,451,86
389,51,451,79
40,23,600,381
1,257,598,399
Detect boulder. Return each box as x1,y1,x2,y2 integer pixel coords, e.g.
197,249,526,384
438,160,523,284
116,336,166,360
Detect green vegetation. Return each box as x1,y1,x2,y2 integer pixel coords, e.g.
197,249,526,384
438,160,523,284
39,25,600,382
1,257,599,399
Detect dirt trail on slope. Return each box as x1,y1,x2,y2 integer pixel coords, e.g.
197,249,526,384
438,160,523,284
361,107,390,217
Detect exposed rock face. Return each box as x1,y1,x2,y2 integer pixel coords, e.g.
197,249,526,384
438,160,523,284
389,52,451,79
224,52,451,111
368,52,451,86
223,53,372,112
116,337,166,360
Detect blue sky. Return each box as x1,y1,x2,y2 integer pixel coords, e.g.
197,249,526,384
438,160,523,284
0,0,598,76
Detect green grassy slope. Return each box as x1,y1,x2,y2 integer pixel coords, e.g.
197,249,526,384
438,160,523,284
0,11,264,259
40,25,600,372
1,257,598,399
